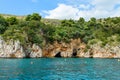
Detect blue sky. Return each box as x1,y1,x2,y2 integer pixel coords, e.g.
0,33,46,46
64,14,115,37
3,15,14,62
0,0,60,15
0,0,120,20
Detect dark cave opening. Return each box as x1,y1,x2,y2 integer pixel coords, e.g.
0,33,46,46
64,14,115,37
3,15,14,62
72,49,77,57
55,52,61,57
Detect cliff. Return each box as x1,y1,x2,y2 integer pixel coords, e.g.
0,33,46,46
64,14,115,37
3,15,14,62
0,36,42,58
43,38,120,58
0,36,120,58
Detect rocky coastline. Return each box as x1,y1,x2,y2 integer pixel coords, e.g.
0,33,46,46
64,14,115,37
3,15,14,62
0,37,120,58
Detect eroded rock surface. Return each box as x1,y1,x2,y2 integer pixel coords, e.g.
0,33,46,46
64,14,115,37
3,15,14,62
0,36,120,58
0,37,42,58
43,39,86,58
0,37,25,58
43,38,120,58
29,44,42,58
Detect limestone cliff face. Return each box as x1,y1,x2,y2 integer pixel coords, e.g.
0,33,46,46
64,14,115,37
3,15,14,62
43,39,120,58
0,37,25,58
0,37,42,58
89,44,120,58
43,38,87,58
0,36,120,58
29,44,42,58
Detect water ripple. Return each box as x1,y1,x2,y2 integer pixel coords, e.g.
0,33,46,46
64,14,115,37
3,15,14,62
0,58,120,80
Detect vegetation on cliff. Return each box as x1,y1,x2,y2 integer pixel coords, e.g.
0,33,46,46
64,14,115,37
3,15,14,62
0,13,120,48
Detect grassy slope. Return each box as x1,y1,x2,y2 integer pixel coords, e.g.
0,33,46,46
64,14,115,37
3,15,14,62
0,13,61,26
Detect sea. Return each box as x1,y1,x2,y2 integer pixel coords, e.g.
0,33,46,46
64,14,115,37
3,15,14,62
0,58,120,80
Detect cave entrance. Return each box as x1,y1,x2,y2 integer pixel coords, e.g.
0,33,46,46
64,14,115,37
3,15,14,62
26,53,30,58
72,49,77,57
55,52,61,57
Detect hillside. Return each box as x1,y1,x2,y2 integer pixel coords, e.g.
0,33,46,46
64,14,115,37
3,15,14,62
0,13,61,26
0,13,120,58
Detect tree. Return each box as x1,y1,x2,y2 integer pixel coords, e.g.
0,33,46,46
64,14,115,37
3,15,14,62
76,17,86,29
2,25,27,45
25,13,41,21
6,16,18,25
0,15,8,34
28,20,41,30
0,24,6,34
61,19,75,27
0,15,8,26
78,17,85,25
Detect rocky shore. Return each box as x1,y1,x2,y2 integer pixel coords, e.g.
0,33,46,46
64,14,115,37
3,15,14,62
0,36,120,58
0,36,42,58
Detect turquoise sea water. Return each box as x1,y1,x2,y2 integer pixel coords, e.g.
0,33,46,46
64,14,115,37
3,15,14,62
0,58,120,80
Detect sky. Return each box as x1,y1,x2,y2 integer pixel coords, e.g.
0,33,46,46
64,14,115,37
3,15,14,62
0,0,120,20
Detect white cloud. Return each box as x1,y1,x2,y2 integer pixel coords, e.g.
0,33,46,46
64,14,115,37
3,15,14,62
79,4,90,9
111,7,120,17
45,4,79,20
77,9,110,20
44,0,120,20
92,0,120,10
